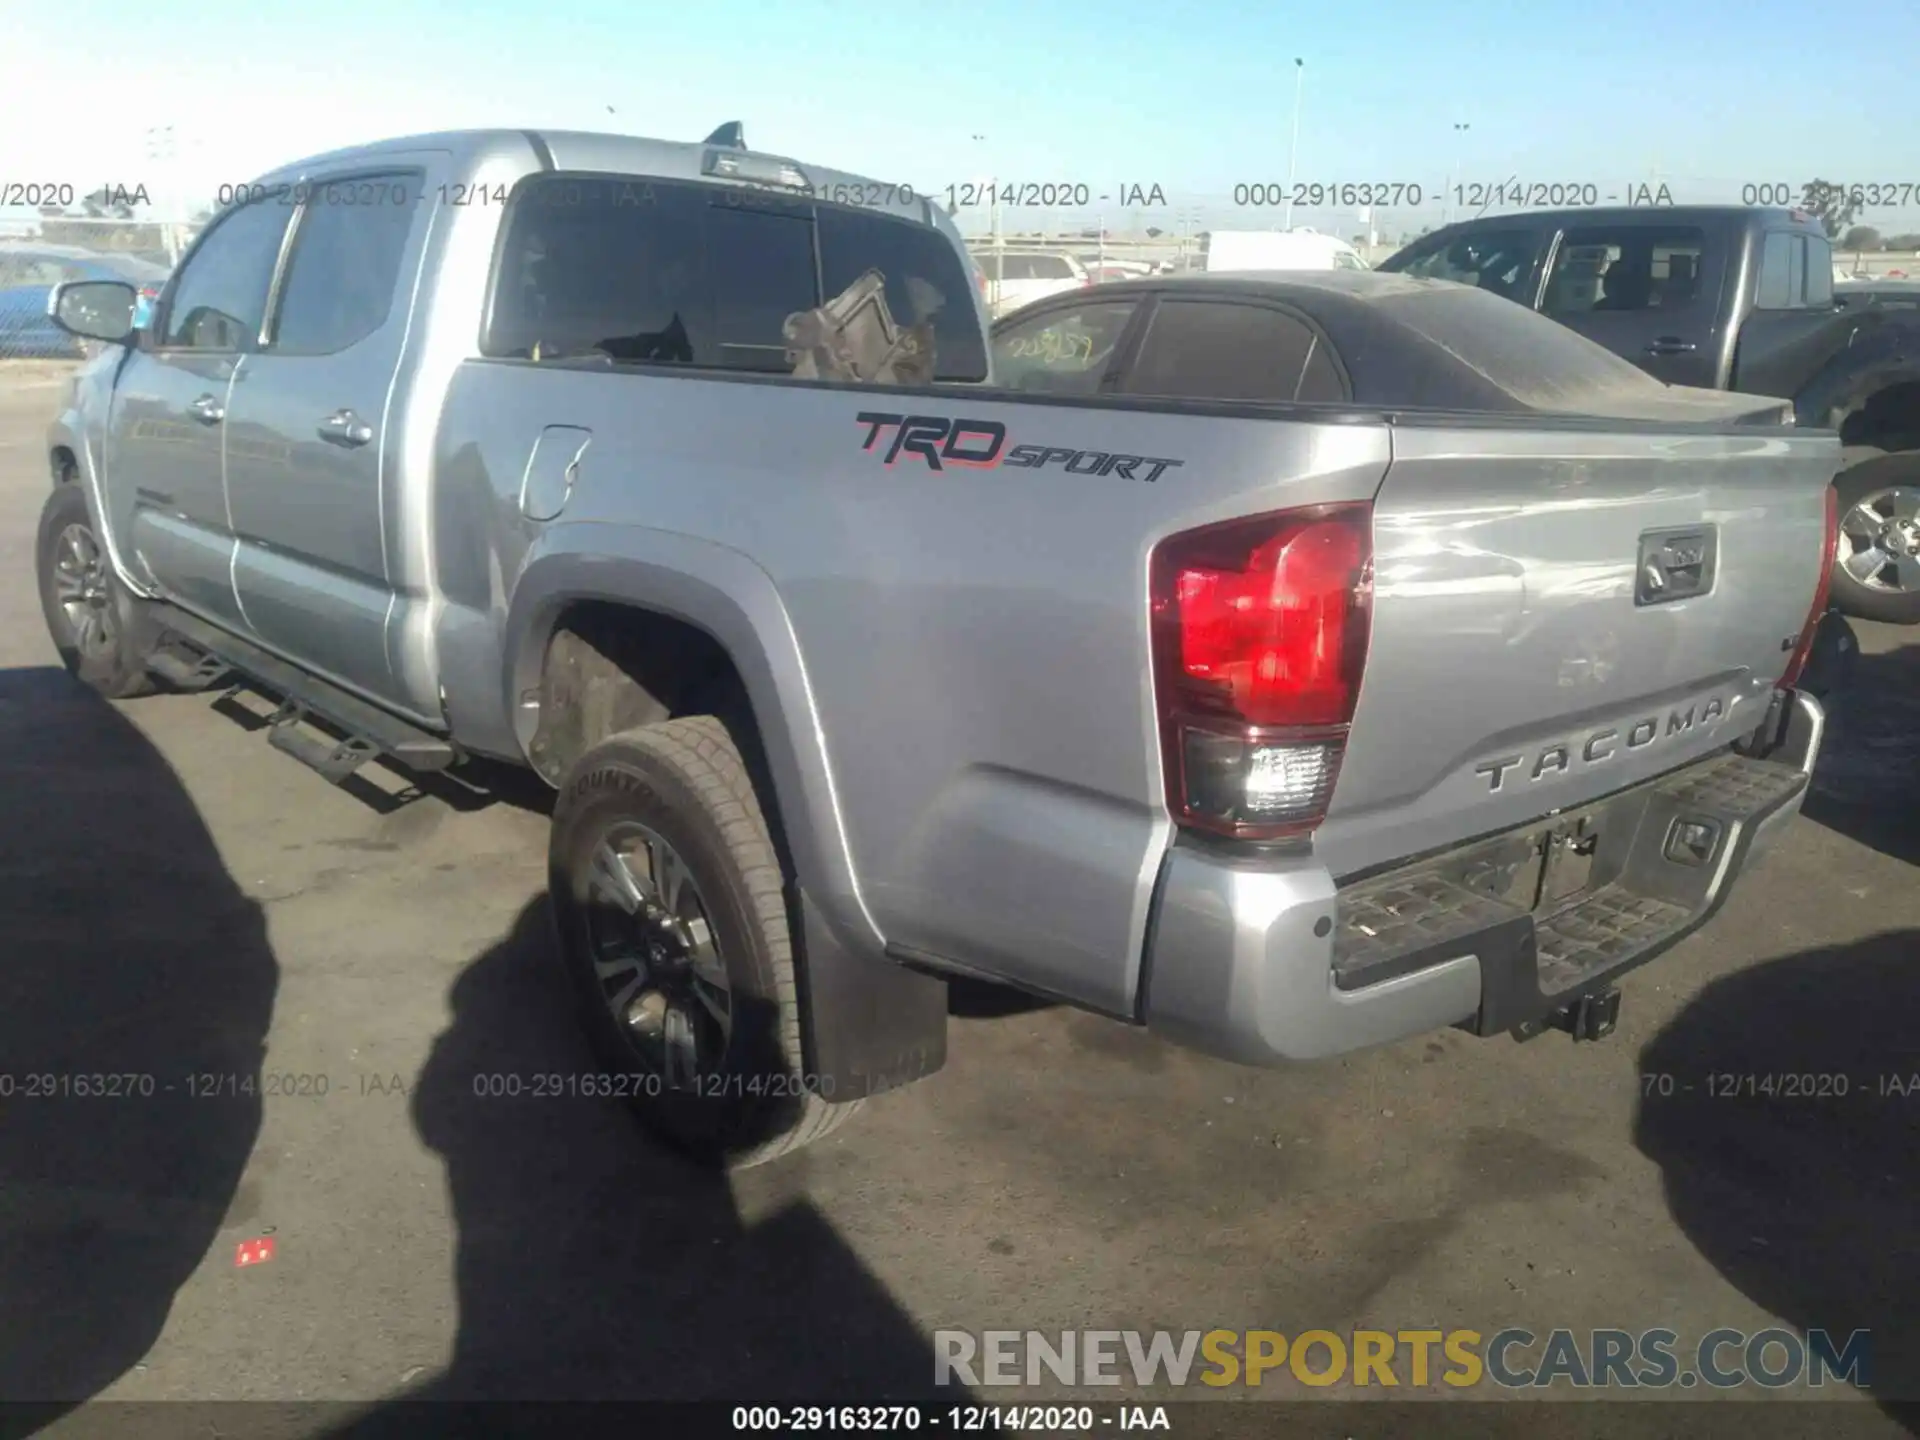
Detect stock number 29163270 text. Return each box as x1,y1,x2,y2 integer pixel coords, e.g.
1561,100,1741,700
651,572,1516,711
1236,181,1423,207
731,1405,1103,1431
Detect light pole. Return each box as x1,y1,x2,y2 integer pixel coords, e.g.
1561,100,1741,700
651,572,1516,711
971,132,1002,313
1445,121,1470,224
143,125,181,263
1282,58,1305,230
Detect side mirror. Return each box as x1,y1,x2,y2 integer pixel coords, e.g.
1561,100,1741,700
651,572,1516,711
48,280,137,345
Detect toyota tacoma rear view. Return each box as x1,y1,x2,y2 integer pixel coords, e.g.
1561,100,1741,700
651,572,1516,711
38,126,1840,1167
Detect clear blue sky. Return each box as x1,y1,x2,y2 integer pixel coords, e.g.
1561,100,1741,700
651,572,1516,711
6,0,1919,238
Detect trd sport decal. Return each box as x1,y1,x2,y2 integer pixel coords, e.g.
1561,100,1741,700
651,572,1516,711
854,412,1184,482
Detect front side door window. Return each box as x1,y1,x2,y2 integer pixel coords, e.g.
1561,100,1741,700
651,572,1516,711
102,197,292,626
157,199,291,352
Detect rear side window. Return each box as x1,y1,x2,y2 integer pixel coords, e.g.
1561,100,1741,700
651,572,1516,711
1542,225,1707,314
271,174,421,354
1757,233,1795,308
1756,231,1830,310
1120,299,1339,403
1804,236,1834,305
485,173,985,381
1296,338,1345,402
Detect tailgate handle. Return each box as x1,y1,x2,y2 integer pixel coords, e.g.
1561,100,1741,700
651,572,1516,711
1645,336,1699,355
1636,527,1718,606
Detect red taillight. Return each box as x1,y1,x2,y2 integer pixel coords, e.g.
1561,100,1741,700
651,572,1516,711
1150,504,1373,840
1780,483,1839,689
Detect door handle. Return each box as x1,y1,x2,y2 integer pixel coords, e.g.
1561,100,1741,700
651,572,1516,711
317,408,373,447
1645,337,1699,356
189,394,225,425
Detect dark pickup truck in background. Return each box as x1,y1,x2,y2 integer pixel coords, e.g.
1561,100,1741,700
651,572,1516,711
1380,207,1920,625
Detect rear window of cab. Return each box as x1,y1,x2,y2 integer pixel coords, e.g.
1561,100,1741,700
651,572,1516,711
483,173,988,382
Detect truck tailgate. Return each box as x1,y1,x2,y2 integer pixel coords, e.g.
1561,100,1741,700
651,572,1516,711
1313,419,1838,880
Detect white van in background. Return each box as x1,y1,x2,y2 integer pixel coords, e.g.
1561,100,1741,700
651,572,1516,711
1203,229,1369,274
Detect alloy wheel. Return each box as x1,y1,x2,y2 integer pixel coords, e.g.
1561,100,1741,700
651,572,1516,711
583,822,732,1087
1837,485,1920,594
49,522,118,660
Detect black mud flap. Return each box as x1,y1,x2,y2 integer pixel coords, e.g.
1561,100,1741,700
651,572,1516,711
794,889,947,1102
1797,606,1859,705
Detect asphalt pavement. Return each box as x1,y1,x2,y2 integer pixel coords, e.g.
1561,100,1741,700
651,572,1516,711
0,364,1915,1436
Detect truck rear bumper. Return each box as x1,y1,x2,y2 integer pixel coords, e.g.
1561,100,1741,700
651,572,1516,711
1141,690,1824,1066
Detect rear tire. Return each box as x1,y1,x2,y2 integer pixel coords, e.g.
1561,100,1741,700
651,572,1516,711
548,716,860,1169
1830,455,1920,625
35,483,155,698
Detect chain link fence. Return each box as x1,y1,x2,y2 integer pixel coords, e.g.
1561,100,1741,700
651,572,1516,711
0,214,199,361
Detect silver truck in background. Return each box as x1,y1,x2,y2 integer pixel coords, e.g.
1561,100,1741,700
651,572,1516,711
39,126,1840,1167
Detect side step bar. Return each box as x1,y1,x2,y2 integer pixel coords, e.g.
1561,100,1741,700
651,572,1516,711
145,603,458,783
147,642,233,693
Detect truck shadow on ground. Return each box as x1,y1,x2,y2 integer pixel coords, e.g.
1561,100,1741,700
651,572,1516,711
1803,638,1920,865
0,667,276,1436
1634,927,1920,1425
0,665,955,1433
323,897,966,1432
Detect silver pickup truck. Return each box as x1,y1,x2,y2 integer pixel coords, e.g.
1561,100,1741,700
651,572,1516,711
38,127,1841,1168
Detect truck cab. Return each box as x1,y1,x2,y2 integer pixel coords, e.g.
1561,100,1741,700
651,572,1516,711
1383,207,1920,624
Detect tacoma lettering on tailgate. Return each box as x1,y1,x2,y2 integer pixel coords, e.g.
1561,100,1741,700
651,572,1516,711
1474,695,1731,793
854,412,1184,481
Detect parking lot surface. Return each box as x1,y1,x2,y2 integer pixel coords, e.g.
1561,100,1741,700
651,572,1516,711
1,367,1916,1432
